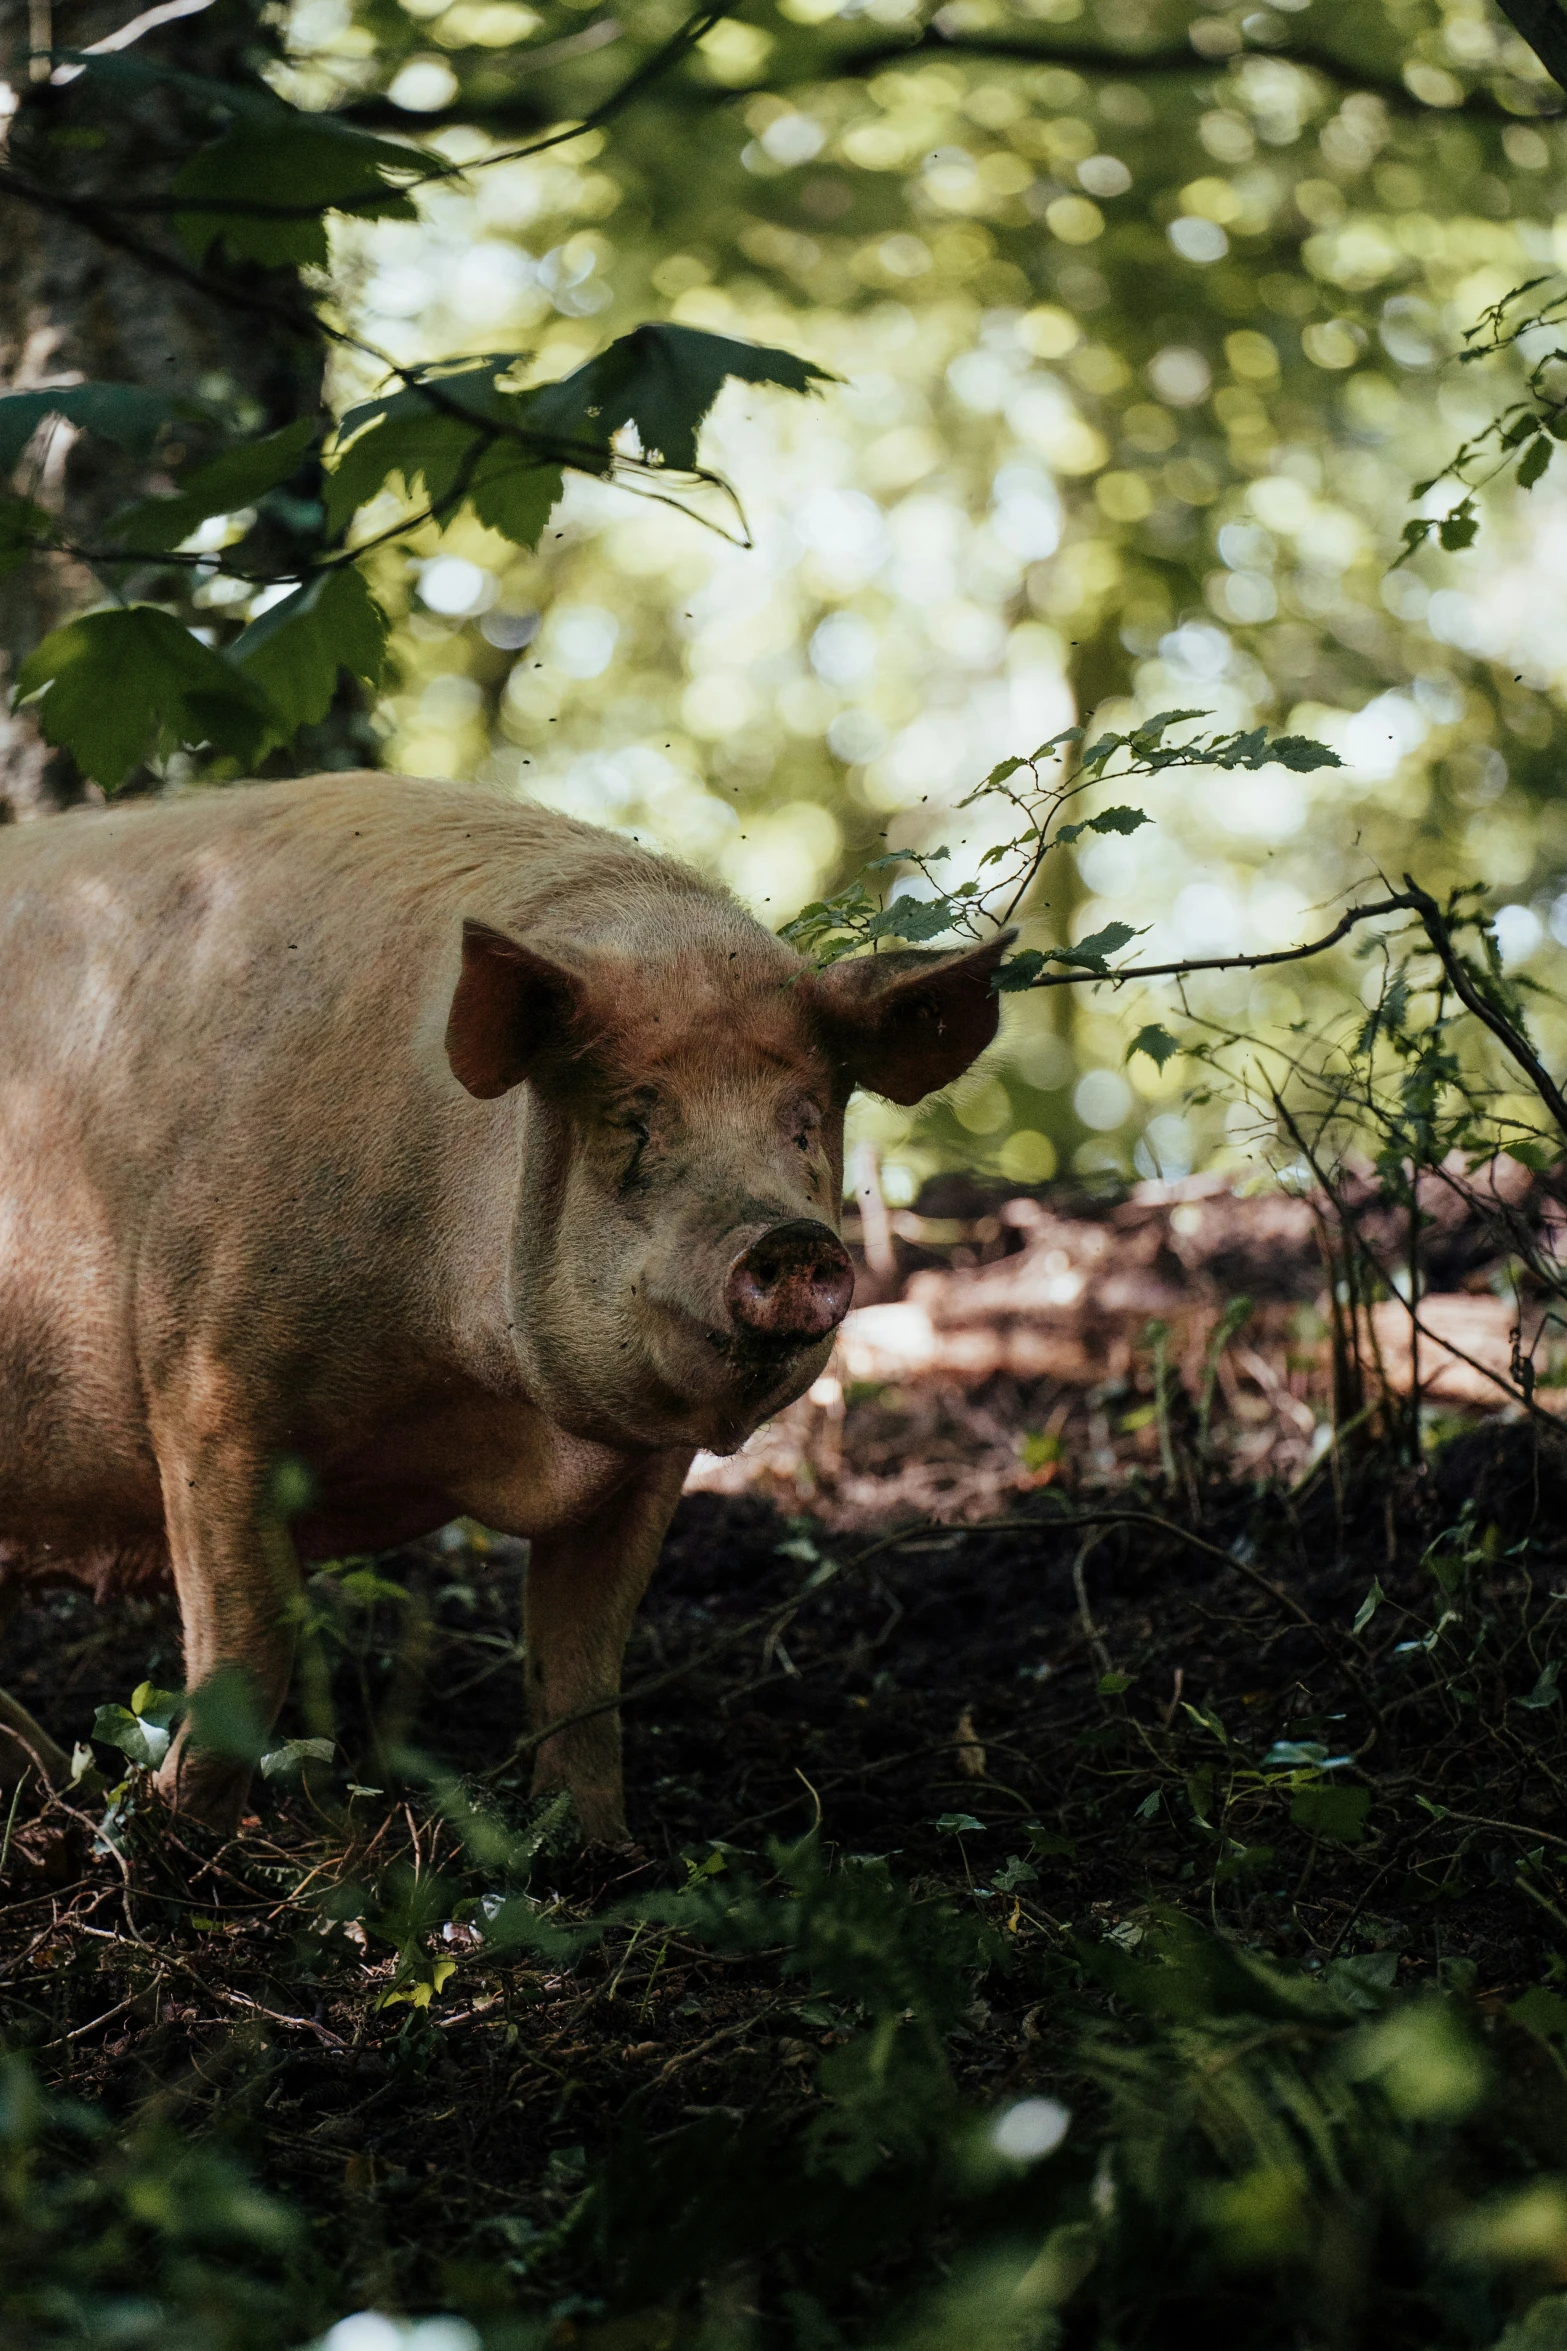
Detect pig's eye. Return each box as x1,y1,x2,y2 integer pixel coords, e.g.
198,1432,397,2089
789,1103,823,1154
609,1092,657,1182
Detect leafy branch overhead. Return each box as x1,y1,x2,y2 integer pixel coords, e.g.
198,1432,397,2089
781,713,1343,989
1395,273,1567,566
3,325,833,788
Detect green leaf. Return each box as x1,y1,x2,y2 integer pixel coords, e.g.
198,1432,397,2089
933,1812,986,1834
13,606,274,788
1352,1577,1386,1635
992,1854,1040,1890
1054,920,1139,973
109,418,317,555
525,322,837,470
1518,432,1554,489
1261,734,1343,771
862,896,964,944
335,1567,411,1607
0,382,191,471
1519,1659,1561,1709
1097,1671,1132,1695
230,565,388,733
185,1663,271,1765
467,446,564,547
259,1736,335,1781
325,360,568,542
1128,1023,1180,1071
1290,1783,1371,1845
172,120,430,266
1086,803,1152,835
0,497,49,580
991,949,1047,993
91,1702,170,1771
129,1683,184,1732
1510,1987,1567,2041
323,403,482,534
1438,509,1479,551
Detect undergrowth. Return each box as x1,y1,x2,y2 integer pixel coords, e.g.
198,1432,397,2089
6,1448,1567,2351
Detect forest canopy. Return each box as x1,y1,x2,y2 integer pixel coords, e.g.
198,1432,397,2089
2,0,1566,1194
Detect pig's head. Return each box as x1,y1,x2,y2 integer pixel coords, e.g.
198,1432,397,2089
445,904,1011,1454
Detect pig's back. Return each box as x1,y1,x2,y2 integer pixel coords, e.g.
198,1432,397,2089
0,770,683,1148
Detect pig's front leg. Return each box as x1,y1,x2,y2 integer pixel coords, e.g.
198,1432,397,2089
148,1417,301,1829
524,1450,691,1844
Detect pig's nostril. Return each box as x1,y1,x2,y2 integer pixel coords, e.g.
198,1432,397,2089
725,1218,855,1346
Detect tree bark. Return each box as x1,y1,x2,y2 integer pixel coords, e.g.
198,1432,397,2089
0,0,326,813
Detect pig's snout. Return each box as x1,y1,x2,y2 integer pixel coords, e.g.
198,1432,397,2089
724,1219,855,1348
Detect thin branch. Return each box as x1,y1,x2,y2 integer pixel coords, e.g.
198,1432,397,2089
46,0,739,228
728,24,1555,119
1400,875,1567,1140
1019,893,1416,992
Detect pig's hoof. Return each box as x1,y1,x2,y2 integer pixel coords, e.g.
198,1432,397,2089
152,1753,248,1834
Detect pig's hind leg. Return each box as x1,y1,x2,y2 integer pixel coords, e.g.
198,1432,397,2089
524,1451,691,1844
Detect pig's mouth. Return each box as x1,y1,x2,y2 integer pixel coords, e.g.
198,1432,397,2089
633,1217,855,1444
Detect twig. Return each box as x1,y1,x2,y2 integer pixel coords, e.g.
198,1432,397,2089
0,1769,30,1881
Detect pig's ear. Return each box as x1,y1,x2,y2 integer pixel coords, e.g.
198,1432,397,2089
445,920,586,1099
809,930,1016,1106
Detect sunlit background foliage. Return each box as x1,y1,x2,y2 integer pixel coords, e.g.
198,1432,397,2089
276,0,1567,1197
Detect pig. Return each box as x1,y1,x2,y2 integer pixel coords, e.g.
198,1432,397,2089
0,772,1009,1837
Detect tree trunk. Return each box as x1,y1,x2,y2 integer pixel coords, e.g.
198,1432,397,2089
0,0,328,813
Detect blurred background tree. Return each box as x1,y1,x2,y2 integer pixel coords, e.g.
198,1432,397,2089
6,0,1567,1193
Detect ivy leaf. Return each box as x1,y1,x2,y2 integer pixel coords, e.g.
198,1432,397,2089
91,1703,169,1771
109,418,318,555
14,606,274,788
1518,432,1554,490
1127,1023,1180,1071
524,322,837,469
259,1736,335,1781
1519,1659,1561,1709
230,565,388,733
172,118,430,267
129,1683,184,1731
0,381,192,471
0,496,49,580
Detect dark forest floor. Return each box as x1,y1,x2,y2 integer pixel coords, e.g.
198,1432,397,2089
5,1402,1567,2348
